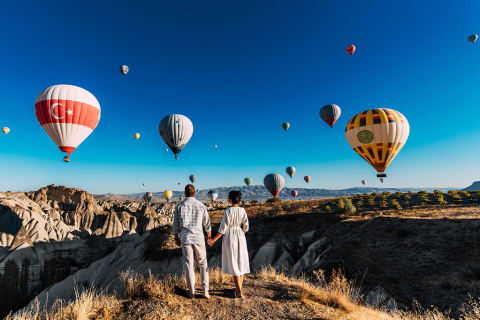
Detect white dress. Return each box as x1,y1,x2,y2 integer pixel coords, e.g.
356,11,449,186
218,206,250,276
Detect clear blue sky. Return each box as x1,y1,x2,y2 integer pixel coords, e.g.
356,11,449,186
0,0,478,193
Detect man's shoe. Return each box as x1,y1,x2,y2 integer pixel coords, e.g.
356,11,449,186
203,292,211,299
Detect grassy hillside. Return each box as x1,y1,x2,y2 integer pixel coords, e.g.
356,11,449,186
9,268,480,320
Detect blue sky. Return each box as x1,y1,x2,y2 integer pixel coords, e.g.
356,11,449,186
0,0,478,193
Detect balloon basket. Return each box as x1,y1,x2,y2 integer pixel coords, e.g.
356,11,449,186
377,173,387,178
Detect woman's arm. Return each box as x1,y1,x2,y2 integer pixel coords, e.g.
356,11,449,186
210,232,223,245
242,209,249,233
209,210,227,246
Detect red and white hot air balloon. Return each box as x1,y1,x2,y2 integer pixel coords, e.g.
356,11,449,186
346,45,356,55
35,85,101,160
304,176,311,183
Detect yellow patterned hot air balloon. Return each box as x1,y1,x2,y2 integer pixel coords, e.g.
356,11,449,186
163,190,173,202
345,108,409,177
2,127,10,135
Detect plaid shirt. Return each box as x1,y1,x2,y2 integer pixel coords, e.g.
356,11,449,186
173,197,211,245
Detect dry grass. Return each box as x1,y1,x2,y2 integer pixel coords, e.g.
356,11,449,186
6,268,480,320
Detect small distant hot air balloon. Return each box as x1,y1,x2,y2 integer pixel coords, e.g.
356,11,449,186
143,192,153,203
304,176,311,183
164,190,172,202
134,133,140,140
282,122,290,131
35,84,101,160
362,180,366,185
208,190,218,202
244,177,252,186
189,175,197,183
264,174,285,198
165,148,169,152
380,178,384,183
286,166,296,178
63,156,70,163
143,183,147,187
177,182,181,185
159,114,193,159
2,127,10,135
346,45,356,55
291,190,298,198
214,145,218,149
320,104,341,128
345,108,409,178
120,65,129,75
468,34,478,44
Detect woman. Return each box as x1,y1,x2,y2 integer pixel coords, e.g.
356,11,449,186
208,190,250,298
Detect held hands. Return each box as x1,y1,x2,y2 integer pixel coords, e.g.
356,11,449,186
207,237,215,247
175,237,181,247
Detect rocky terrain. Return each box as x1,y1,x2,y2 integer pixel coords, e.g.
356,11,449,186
1,185,479,319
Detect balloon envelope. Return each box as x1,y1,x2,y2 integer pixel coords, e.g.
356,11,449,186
264,174,285,198
189,175,197,183
143,192,153,203
208,190,218,201
120,65,129,75
2,127,10,135
282,122,290,131
291,190,298,198
134,133,140,140
286,166,296,178
143,183,146,187
304,176,311,183
320,104,341,128
35,84,101,157
468,34,478,43
346,45,356,55
345,108,409,175
244,177,252,186
362,180,366,185
159,114,193,158
163,190,173,200
380,178,384,183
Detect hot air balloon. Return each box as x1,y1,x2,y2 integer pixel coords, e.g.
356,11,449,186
264,174,285,198
164,190,173,202
177,182,181,185
282,122,290,131
35,85,101,160
159,114,193,159
304,176,311,183
2,127,10,135
143,192,153,203
286,166,296,178
345,108,409,178
361,180,366,185
291,190,298,198
143,183,147,187
120,65,129,75
468,34,478,44
189,175,197,183
320,104,341,128
165,148,169,152
214,145,218,149
63,156,70,163
380,178,384,183
346,45,356,55
244,177,252,186
134,133,140,140
208,190,218,202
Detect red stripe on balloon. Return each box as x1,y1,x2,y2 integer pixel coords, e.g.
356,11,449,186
35,99,100,130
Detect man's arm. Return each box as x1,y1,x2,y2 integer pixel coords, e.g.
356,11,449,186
203,206,212,241
173,206,181,246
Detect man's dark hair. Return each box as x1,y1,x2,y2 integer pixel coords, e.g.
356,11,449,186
185,184,196,197
228,190,242,204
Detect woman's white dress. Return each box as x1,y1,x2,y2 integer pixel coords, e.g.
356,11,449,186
218,206,250,276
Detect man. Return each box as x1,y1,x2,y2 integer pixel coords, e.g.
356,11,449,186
173,184,212,299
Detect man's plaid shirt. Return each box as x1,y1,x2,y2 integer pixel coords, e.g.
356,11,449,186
173,197,211,244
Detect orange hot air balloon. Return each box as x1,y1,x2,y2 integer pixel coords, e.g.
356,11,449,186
63,156,70,163
346,45,356,55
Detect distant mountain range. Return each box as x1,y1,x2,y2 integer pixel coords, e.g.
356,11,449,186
462,181,480,191
96,185,457,202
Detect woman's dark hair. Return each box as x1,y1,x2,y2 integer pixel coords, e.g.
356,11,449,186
228,190,242,204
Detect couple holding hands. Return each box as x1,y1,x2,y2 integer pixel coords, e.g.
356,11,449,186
173,184,250,299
